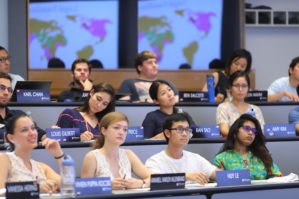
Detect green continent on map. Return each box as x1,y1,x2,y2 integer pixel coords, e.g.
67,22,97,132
76,45,94,59
66,15,77,22
183,41,199,65
30,19,67,58
139,16,174,60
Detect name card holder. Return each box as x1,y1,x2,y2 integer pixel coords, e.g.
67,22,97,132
46,128,80,142
245,90,267,102
6,181,39,199
191,125,220,138
216,169,251,186
264,124,296,136
179,92,208,102
75,177,112,196
150,173,185,191
16,89,50,102
126,127,144,140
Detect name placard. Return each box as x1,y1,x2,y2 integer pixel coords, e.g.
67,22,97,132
126,127,144,140
245,91,267,102
0,128,5,144
6,181,39,199
191,125,220,138
75,177,112,195
16,89,50,102
179,92,208,102
216,169,251,186
264,124,296,136
150,173,185,191
46,128,80,142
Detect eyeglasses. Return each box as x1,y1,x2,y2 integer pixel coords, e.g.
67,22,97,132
232,84,248,90
169,127,193,136
242,125,257,134
0,85,13,94
0,56,10,63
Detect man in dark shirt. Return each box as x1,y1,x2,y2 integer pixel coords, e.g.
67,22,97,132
0,72,45,141
57,58,93,102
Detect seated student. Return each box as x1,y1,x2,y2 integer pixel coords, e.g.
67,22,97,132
0,114,64,194
214,114,282,180
57,58,93,102
216,71,265,137
267,56,299,102
56,83,115,141
81,112,151,190
0,46,25,89
145,113,218,184
0,72,45,141
118,50,178,102
288,107,299,133
202,49,252,102
142,80,195,139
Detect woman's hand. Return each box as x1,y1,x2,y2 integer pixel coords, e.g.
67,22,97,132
80,131,94,141
111,178,127,190
124,178,144,189
39,179,59,194
42,138,63,158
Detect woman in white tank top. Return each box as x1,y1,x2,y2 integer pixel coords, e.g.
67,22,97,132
81,112,151,190
0,114,64,194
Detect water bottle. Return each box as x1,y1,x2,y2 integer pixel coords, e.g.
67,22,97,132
247,108,256,116
206,75,215,102
60,155,76,197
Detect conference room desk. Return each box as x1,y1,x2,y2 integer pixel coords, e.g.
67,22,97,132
7,101,299,129
40,182,299,199
0,137,296,178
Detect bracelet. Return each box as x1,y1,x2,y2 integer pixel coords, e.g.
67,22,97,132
54,153,65,159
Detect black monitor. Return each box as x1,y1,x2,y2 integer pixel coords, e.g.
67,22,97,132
11,81,52,101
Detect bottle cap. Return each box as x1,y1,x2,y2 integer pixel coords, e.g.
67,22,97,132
62,154,74,166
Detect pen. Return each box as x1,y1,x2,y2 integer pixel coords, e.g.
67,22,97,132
123,174,126,179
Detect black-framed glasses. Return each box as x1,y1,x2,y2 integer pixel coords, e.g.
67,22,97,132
232,84,248,90
0,85,13,94
169,127,193,136
0,56,10,63
243,125,257,134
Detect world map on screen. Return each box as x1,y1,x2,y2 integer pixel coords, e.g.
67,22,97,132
29,1,118,69
138,0,222,69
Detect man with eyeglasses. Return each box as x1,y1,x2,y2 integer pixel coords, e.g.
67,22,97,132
145,113,218,184
0,72,45,141
0,46,24,89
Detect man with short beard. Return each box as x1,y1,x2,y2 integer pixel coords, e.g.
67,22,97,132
0,72,45,141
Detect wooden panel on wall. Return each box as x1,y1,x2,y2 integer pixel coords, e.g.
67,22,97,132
28,69,255,97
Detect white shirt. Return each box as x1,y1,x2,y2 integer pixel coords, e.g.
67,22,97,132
145,150,216,178
267,76,297,102
9,73,25,89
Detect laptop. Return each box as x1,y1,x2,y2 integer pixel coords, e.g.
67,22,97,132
11,81,52,101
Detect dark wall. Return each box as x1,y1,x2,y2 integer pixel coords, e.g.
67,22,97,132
8,0,28,79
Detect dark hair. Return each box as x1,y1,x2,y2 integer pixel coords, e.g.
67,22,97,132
209,59,225,70
134,51,157,74
218,114,273,174
288,56,299,76
77,82,115,122
71,58,91,73
5,114,30,151
0,46,8,53
179,63,191,69
162,113,191,143
224,49,252,76
93,112,129,149
0,72,12,82
48,57,65,68
229,71,251,88
89,59,103,69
